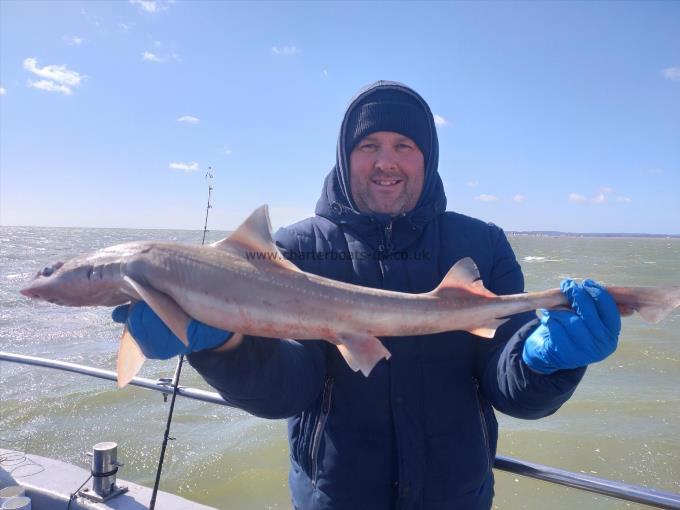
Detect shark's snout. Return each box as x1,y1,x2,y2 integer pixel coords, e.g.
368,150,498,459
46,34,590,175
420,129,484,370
21,261,66,301
20,276,49,299
20,258,129,307
20,287,36,298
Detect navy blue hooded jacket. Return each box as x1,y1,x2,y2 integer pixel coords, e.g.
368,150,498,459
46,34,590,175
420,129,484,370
188,81,586,509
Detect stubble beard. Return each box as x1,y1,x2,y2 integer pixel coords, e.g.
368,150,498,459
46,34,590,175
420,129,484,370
354,183,415,216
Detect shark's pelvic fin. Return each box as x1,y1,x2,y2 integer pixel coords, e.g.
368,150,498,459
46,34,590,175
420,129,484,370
332,332,391,377
117,325,146,388
467,318,509,339
211,205,302,273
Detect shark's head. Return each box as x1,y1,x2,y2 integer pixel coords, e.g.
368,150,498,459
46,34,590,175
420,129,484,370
20,247,134,307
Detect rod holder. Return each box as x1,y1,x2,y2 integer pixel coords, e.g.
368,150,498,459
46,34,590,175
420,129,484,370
78,442,128,503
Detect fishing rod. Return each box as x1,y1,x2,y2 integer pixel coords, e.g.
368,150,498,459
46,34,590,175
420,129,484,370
149,166,214,509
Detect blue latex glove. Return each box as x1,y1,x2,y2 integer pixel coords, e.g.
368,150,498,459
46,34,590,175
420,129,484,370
522,279,621,374
112,302,233,359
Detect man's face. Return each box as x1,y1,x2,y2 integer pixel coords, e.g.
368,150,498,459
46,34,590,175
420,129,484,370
349,131,425,216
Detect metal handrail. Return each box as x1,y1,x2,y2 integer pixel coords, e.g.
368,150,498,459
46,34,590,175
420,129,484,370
494,456,680,509
0,351,225,405
2,351,679,510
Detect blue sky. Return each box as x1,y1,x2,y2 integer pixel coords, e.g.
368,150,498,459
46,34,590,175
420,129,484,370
1,0,678,234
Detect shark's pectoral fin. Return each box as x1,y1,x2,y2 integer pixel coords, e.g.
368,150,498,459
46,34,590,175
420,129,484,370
117,325,146,388
121,276,191,347
332,332,391,377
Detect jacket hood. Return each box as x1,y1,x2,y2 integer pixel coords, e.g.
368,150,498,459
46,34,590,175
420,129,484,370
315,80,447,233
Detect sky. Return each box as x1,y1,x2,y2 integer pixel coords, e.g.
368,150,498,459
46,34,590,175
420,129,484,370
0,0,678,234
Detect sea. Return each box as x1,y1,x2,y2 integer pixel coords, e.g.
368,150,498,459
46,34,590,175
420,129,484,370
1,226,678,510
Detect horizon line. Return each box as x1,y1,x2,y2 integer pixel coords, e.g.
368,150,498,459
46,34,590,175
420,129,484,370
1,224,678,238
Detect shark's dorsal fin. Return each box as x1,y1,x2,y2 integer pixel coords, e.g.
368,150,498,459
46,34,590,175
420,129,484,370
434,257,496,298
217,204,275,253
213,205,301,273
430,257,503,339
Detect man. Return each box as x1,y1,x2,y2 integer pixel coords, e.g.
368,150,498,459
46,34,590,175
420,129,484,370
113,81,620,509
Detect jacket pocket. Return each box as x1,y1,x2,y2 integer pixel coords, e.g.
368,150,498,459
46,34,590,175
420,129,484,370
422,363,494,499
310,375,334,487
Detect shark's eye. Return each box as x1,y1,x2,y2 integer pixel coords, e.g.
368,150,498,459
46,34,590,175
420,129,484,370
41,262,64,277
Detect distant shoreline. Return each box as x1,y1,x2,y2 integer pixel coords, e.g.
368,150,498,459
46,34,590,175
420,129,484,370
506,231,680,239
1,225,678,238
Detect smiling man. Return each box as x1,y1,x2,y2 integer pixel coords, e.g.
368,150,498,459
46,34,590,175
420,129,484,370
115,80,621,509
350,131,425,216
345,91,428,217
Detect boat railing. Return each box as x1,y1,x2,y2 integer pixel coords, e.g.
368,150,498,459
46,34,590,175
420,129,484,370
2,351,679,510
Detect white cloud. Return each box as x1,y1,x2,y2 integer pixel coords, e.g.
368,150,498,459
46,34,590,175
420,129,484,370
474,194,498,203
272,45,299,56
616,196,632,203
66,36,84,45
592,192,606,204
27,80,72,95
120,23,134,31
433,114,449,127
142,51,163,62
570,191,618,204
0,86,5,95
512,194,526,203
169,162,199,172
177,115,200,124
131,0,157,12
569,193,588,204
23,58,83,87
323,69,328,78
467,180,478,188
646,168,663,176
24,58,84,95
130,0,173,13
662,67,680,81
141,51,179,63
223,148,233,156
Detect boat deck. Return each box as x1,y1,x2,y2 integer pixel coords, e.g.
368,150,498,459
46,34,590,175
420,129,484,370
0,448,216,510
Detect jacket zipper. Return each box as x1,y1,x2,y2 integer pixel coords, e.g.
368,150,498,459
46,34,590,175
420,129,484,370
311,376,334,487
474,379,492,473
384,221,393,253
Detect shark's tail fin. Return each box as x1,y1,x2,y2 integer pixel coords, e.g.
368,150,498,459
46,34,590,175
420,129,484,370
432,257,507,339
609,285,680,324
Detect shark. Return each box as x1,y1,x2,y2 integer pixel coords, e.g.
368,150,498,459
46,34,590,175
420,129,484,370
20,205,680,387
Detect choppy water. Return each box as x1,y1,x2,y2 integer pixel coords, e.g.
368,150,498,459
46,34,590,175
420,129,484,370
1,227,678,509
